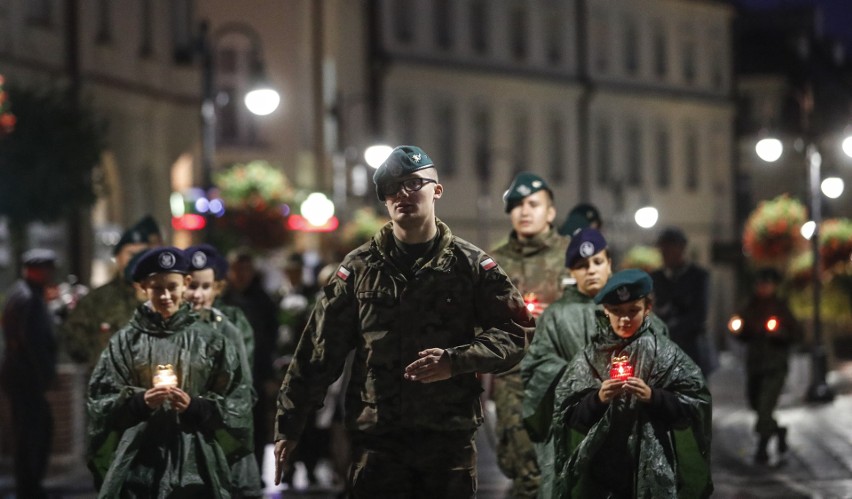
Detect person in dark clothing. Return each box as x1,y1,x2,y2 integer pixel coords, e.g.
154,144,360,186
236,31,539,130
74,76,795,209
1,249,58,499
651,226,717,376
222,249,280,474
730,267,801,464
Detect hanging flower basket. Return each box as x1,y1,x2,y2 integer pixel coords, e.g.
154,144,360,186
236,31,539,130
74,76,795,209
341,207,388,252
819,218,852,270
620,245,662,273
742,194,807,265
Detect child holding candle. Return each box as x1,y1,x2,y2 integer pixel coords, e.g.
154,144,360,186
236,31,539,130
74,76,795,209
87,247,252,497
552,269,713,498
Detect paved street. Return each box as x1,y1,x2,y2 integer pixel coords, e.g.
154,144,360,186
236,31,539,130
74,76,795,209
2,350,852,498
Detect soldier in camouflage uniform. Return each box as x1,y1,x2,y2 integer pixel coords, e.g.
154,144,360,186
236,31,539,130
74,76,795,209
62,215,161,373
273,145,533,498
490,172,569,498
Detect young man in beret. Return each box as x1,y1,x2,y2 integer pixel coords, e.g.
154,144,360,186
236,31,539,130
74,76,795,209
557,202,603,237
273,145,533,497
62,214,162,373
490,171,569,498
1,249,58,499
553,269,712,498
87,247,252,497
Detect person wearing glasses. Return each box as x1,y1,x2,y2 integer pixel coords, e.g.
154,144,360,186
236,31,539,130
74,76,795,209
273,145,533,497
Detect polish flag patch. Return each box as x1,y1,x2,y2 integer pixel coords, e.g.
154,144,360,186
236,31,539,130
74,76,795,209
336,266,351,281
480,258,497,271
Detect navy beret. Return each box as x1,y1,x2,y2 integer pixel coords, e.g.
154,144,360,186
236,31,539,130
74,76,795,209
502,172,552,213
373,145,435,201
131,247,189,282
594,269,653,305
22,248,57,267
185,244,229,280
114,215,162,255
123,249,148,283
558,203,602,236
565,227,607,268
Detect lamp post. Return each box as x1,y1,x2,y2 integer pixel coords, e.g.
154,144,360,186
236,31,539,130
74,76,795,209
198,21,280,192
754,113,852,404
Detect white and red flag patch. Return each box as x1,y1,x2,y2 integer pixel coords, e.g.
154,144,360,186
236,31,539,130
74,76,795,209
480,258,497,271
336,266,351,281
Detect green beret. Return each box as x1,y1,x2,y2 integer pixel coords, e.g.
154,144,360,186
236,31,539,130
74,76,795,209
113,215,162,255
373,145,435,201
502,172,552,213
594,269,653,305
558,203,601,236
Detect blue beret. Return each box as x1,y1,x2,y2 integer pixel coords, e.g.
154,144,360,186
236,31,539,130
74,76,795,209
502,172,552,213
565,227,607,268
22,248,57,266
123,249,148,283
131,247,189,282
185,244,228,280
113,215,162,255
373,145,435,201
558,203,602,236
594,269,653,305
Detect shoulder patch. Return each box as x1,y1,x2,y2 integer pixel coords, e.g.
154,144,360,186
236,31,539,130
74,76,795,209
336,265,351,281
480,257,497,271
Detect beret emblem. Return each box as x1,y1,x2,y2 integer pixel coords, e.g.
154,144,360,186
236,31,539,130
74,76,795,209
579,241,595,258
159,252,176,269
617,286,630,302
192,251,207,268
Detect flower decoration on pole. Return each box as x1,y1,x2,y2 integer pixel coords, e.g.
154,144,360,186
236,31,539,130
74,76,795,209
742,194,807,265
0,75,16,136
341,207,388,251
211,160,295,250
819,218,852,271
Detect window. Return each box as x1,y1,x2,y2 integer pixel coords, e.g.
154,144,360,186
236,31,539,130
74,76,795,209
395,98,417,144
433,0,453,50
512,111,529,176
623,16,639,75
470,0,489,55
626,123,642,184
591,10,610,73
653,24,667,78
96,0,112,43
509,3,528,61
548,115,566,183
473,106,492,183
544,3,564,65
26,0,51,26
435,102,457,176
596,121,612,185
685,127,699,191
656,127,670,189
215,41,258,145
393,0,415,44
681,25,697,85
170,0,194,64
139,0,153,57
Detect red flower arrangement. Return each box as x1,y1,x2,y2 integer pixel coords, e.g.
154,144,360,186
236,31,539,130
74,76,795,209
819,218,852,270
742,194,807,265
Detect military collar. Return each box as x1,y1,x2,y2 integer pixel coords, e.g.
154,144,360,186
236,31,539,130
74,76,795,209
369,218,456,272
506,226,560,257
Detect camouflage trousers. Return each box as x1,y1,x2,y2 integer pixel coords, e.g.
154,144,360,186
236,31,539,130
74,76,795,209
348,429,476,498
493,372,540,499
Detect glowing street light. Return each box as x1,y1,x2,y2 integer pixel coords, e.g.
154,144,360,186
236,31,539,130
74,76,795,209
364,144,393,169
634,206,659,229
755,137,783,163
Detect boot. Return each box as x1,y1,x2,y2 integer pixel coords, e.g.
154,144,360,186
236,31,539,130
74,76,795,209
754,436,770,464
776,426,788,454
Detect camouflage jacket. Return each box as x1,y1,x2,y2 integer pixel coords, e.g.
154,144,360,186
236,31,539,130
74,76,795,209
61,276,143,371
275,219,532,441
491,226,570,318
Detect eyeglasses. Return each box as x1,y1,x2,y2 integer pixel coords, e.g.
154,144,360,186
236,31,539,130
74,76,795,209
383,177,437,197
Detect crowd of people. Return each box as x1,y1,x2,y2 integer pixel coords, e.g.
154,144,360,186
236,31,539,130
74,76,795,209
0,144,802,498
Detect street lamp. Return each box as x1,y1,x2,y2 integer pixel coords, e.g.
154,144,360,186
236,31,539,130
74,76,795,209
198,21,280,191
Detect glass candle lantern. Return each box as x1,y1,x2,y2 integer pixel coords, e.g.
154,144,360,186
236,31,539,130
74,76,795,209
153,364,178,388
609,355,634,381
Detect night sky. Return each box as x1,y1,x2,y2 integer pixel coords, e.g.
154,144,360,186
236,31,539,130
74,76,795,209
735,0,852,48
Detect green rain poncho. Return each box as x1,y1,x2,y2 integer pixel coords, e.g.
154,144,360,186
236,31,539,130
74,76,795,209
87,303,253,498
552,315,712,498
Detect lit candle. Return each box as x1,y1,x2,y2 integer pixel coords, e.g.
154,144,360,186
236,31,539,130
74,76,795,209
153,364,178,388
609,355,634,381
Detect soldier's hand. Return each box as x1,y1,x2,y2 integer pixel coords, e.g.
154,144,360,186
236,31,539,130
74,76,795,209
169,388,192,413
404,348,451,383
273,439,298,485
143,386,171,410
598,379,625,403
